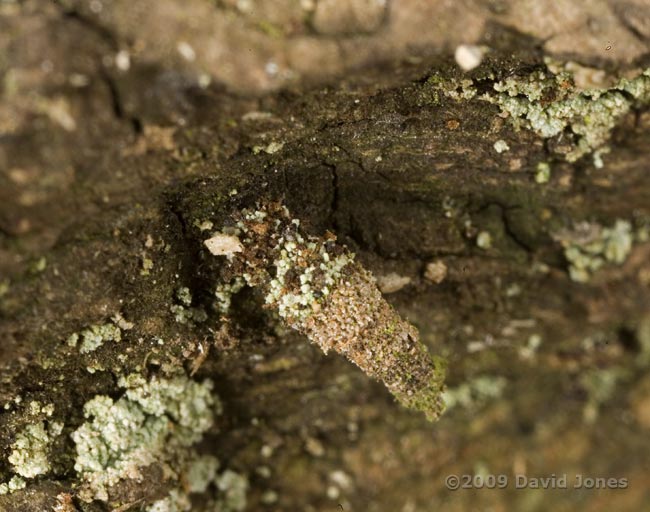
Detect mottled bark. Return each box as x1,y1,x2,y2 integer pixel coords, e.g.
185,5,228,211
2,1,650,511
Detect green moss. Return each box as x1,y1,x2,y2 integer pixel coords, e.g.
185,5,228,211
400,357,447,421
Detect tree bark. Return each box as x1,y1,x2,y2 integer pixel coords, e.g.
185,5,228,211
1,1,650,511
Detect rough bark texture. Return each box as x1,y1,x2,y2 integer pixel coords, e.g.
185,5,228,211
2,1,650,511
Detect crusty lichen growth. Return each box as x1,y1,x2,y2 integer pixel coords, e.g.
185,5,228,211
207,202,446,420
72,373,217,502
554,219,634,282
146,456,248,512
8,421,62,478
67,321,122,353
214,277,246,313
443,376,507,411
535,161,551,184
0,476,26,496
215,469,249,511
0,420,63,495
170,286,208,324
437,66,650,163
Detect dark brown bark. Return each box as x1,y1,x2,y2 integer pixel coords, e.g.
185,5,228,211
1,1,650,511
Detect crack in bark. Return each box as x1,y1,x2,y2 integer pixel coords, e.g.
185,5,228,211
328,163,340,232
500,205,535,254
55,2,144,135
56,3,119,50
474,201,535,255
612,4,650,44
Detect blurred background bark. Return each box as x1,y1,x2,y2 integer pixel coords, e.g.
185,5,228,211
1,0,650,510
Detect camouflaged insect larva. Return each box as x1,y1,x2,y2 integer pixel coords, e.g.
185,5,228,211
206,202,447,420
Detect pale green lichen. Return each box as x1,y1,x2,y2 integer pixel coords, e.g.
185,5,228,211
176,287,192,307
264,231,352,322
535,162,551,184
67,322,122,353
215,470,249,512
185,455,220,494
193,219,214,232
581,367,629,423
0,420,62,494
432,76,477,100
170,287,208,324
556,220,634,282
519,334,543,360
214,276,246,313
170,303,191,323
476,231,492,249
30,256,47,273
0,476,26,496
72,374,217,502
146,455,247,512
229,206,354,324
252,141,284,155
592,147,610,169
493,139,509,153
147,489,191,512
485,68,650,162
27,400,55,417
141,256,154,275
443,375,507,411
7,421,62,479
437,66,650,163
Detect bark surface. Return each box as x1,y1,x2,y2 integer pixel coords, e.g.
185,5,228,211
2,1,650,511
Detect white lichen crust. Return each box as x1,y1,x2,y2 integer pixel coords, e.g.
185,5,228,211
71,374,217,502
7,421,62,479
438,66,650,163
145,454,248,512
211,202,446,420
0,476,26,496
0,420,63,495
67,321,122,353
555,219,634,282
